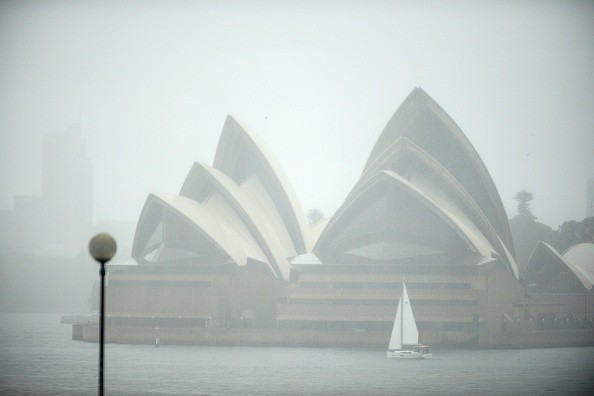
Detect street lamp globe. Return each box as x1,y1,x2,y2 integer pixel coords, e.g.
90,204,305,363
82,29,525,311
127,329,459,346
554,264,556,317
89,233,117,263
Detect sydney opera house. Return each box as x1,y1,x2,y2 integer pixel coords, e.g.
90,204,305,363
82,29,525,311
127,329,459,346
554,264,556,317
76,88,593,347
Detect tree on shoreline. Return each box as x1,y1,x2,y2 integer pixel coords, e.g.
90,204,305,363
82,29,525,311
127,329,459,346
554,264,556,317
557,217,594,252
513,189,536,221
509,190,556,277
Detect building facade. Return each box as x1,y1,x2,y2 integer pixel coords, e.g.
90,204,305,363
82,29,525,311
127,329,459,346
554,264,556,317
85,89,593,347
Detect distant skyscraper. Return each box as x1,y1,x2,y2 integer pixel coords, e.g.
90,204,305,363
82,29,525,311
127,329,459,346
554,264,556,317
0,122,93,255
42,122,93,254
586,180,594,217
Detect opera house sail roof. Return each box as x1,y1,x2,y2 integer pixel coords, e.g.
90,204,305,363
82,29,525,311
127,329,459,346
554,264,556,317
363,88,515,258
524,242,594,291
132,115,312,281
212,116,312,255
314,170,496,263
132,88,518,281
314,88,518,279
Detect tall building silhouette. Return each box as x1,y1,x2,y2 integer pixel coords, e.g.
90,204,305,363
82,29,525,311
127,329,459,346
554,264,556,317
0,123,93,255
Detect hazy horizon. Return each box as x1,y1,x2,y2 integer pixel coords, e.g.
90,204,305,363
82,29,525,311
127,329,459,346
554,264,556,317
1,1,593,229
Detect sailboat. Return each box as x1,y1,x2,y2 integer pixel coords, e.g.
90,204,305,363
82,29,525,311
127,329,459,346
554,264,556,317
386,280,432,359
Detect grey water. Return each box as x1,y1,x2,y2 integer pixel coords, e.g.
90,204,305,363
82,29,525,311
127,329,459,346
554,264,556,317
1,314,593,395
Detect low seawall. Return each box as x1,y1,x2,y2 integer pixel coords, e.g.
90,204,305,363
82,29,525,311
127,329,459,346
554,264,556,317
74,325,391,348
72,324,593,348
479,329,594,348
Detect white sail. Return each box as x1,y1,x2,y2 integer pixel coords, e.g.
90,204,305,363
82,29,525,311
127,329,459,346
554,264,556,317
388,297,403,350
388,281,419,350
401,282,419,345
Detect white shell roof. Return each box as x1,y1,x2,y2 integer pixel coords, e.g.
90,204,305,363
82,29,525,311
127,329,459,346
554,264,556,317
213,115,312,254
562,243,594,290
314,170,495,264
358,136,518,278
363,88,514,256
132,193,247,266
180,161,291,280
132,116,313,281
525,242,593,290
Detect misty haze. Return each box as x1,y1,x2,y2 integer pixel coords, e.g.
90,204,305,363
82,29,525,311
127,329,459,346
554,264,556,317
1,1,593,395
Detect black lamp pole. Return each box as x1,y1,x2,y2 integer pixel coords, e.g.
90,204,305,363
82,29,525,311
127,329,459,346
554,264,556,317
89,233,117,396
98,259,106,396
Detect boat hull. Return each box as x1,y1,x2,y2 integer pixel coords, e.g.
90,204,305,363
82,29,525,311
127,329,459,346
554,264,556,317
386,350,432,359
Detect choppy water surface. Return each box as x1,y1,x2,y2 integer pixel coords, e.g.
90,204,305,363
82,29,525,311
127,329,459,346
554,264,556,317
1,314,593,395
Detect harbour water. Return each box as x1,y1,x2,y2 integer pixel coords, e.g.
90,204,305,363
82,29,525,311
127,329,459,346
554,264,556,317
1,313,593,395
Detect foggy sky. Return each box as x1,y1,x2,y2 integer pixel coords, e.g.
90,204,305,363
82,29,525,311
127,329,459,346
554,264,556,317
1,0,593,229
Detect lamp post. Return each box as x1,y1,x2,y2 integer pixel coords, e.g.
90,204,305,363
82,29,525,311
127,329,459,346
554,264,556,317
89,233,117,396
